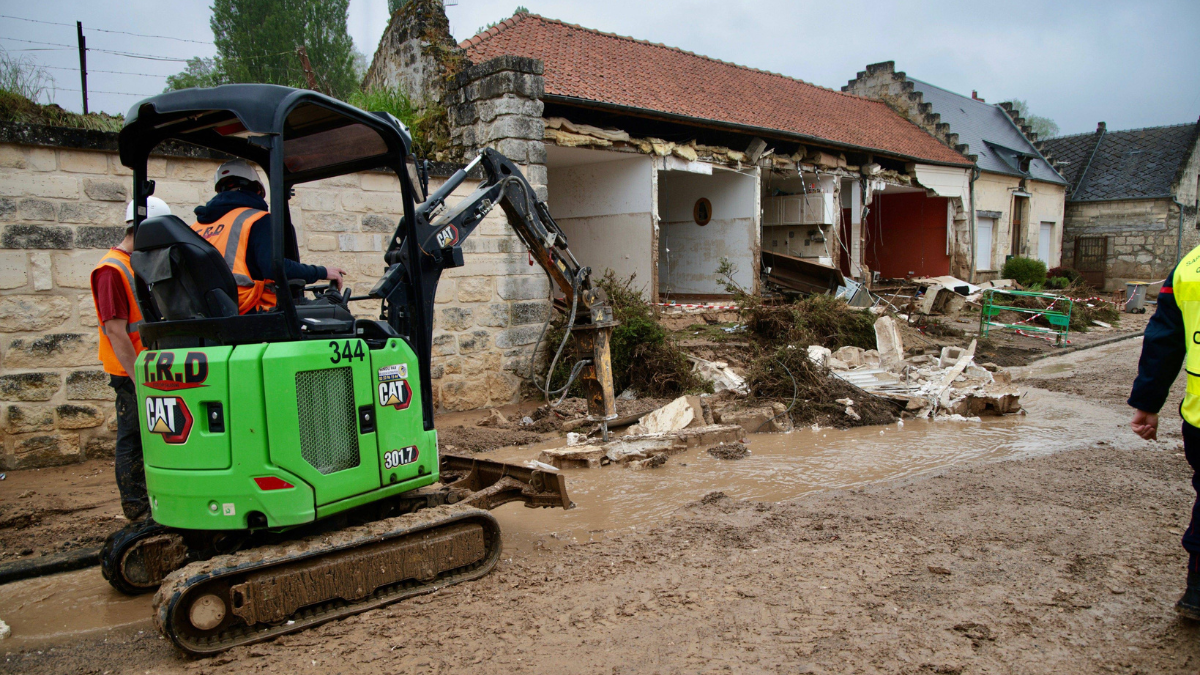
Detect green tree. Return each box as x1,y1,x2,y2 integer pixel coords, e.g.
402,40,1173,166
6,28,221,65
1006,98,1059,140
388,0,407,13
169,0,359,98
165,57,227,92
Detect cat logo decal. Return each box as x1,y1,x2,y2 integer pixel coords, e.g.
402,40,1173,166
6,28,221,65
378,380,413,410
145,396,193,444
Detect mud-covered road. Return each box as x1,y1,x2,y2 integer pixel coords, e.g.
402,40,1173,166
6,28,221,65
5,337,1200,674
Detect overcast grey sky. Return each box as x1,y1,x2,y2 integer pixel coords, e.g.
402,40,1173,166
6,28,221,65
4,0,1197,136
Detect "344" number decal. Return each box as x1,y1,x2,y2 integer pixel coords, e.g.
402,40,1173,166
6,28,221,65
383,446,419,469
329,340,365,364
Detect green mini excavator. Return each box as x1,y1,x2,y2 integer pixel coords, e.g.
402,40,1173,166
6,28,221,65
100,84,617,656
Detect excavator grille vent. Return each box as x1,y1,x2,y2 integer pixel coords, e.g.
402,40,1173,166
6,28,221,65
295,367,361,475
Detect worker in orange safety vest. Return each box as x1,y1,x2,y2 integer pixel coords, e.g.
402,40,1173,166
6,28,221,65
90,196,171,519
191,159,345,314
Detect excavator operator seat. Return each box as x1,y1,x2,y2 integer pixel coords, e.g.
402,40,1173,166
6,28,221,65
131,215,240,321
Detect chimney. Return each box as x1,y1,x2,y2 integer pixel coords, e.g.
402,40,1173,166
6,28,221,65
1096,121,1106,134
971,90,985,102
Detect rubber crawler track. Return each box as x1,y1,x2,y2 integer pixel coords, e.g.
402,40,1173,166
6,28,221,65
153,505,500,656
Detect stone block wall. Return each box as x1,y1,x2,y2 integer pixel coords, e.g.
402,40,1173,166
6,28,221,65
1060,197,1191,288
0,127,550,468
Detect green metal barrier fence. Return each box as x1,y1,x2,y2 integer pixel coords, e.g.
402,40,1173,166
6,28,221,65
978,289,1074,346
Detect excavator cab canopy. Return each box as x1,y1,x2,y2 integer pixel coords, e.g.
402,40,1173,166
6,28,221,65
118,84,421,347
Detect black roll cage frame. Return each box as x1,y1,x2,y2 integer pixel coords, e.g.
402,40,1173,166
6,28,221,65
120,84,437,424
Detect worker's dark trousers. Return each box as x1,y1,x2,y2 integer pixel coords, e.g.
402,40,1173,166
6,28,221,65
111,375,148,519
1182,422,1200,573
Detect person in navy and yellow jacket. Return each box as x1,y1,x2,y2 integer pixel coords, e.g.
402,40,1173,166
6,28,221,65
1129,247,1200,621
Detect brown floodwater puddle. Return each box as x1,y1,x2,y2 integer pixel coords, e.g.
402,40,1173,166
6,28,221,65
0,566,154,649
0,386,1140,649
482,387,1142,555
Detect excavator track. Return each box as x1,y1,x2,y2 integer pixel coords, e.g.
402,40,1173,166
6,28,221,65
153,505,500,656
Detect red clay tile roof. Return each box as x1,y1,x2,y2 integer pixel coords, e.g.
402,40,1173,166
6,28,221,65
461,14,971,166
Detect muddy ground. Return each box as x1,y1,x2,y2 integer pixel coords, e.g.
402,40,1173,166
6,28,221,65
1017,335,1185,440
7,337,1200,674
0,461,126,563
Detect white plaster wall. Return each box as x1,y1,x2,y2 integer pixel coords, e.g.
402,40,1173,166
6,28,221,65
547,155,657,298
658,169,758,295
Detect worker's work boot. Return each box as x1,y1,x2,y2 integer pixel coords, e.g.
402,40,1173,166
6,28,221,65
1177,571,1200,621
122,500,149,522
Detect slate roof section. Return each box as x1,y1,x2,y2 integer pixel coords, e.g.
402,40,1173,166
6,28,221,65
1038,128,1099,190
1042,122,1199,201
461,14,971,167
905,79,1064,184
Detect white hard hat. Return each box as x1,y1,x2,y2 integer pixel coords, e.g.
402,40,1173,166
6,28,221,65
214,159,262,189
125,197,172,223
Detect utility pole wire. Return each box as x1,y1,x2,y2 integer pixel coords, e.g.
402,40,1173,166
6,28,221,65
38,65,173,78
0,14,213,45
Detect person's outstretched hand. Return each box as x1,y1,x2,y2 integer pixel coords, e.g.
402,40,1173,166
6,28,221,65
1131,409,1159,441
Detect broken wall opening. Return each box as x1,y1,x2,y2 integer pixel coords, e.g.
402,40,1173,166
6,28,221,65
546,146,657,298
761,170,839,265
657,164,759,298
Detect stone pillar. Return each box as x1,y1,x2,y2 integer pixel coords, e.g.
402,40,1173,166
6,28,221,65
447,55,547,199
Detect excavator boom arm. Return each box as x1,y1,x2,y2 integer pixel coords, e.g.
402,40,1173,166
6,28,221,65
380,148,616,426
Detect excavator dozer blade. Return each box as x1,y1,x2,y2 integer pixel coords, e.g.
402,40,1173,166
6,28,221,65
439,453,574,510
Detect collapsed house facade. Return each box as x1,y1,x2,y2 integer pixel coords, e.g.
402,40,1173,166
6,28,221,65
456,15,975,297
365,8,976,299
1041,120,1200,290
843,62,1068,282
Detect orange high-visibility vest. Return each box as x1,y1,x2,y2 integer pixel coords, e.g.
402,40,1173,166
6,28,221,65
93,248,145,377
190,207,276,314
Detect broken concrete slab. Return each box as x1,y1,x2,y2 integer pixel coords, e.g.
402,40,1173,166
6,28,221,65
949,392,1022,417
689,356,749,395
627,396,708,435
919,286,968,315
873,316,905,368
834,346,866,368
935,340,977,409
628,453,668,470
714,404,792,433
807,345,832,367
537,424,744,469
476,408,509,427
538,445,607,469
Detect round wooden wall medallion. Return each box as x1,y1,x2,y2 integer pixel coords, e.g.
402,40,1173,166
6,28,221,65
693,198,712,226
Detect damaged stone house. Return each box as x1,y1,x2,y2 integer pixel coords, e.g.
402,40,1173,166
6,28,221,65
843,62,1068,281
455,14,978,296
364,6,977,302
1041,119,1200,290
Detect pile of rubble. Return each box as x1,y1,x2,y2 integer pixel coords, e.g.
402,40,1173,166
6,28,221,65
812,316,1021,419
